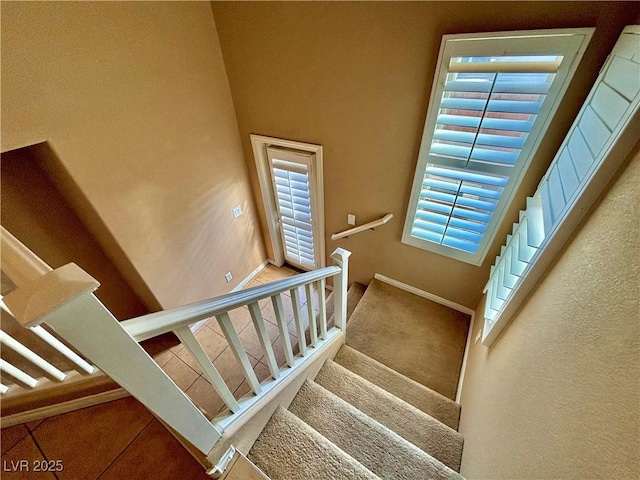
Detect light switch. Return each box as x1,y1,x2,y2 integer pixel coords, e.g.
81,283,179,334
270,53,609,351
347,214,356,226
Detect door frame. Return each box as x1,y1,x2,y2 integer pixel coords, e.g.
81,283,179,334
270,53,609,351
250,134,326,269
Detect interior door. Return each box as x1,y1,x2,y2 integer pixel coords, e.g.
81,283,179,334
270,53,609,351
266,146,320,270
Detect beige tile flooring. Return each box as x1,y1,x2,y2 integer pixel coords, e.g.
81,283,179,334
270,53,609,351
1,264,325,479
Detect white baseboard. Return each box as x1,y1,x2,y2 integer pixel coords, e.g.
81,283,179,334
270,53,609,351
232,260,269,292
372,273,475,403
456,311,475,403
191,261,269,333
373,273,474,315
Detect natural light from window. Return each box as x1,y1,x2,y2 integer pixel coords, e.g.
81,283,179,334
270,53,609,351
403,30,594,265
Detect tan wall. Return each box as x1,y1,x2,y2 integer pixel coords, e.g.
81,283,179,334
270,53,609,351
1,2,265,309
458,146,640,479
1,144,149,321
211,1,637,308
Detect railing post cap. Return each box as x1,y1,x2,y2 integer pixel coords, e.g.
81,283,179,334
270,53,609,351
330,248,352,262
4,263,100,328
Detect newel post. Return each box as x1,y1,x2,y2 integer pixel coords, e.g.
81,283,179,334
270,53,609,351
3,263,221,455
330,248,352,343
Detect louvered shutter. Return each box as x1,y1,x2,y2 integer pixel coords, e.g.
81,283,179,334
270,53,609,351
411,56,561,255
483,26,639,344
403,30,594,265
267,147,317,269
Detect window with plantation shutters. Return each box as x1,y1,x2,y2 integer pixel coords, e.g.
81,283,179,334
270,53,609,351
482,26,639,346
403,29,594,265
267,146,318,269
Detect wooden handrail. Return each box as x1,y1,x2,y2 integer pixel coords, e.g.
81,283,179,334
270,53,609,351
331,214,393,240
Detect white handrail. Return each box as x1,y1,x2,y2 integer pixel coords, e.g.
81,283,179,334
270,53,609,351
121,266,341,342
1,226,52,286
4,247,353,458
331,213,393,240
1,227,96,377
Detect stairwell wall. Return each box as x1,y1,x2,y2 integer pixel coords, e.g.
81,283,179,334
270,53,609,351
458,145,640,478
1,2,266,310
211,1,637,309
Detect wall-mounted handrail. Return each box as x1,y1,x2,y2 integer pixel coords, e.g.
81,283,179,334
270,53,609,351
331,213,393,240
121,266,341,342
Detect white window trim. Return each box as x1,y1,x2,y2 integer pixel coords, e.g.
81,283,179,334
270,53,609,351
250,134,326,269
402,28,594,265
482,25,640,346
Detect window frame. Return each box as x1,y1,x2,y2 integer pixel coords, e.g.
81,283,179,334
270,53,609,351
402,28,595,265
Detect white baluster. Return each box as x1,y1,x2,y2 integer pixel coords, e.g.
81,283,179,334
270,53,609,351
290,288,307,356
247,302,279,379
215,312,262,395
1,227,95,375
0,359,39,388
0,331,66,381
305,283,317,347
318,279,327,340
174,326,240,413
4,263,221,455
271,295,294,368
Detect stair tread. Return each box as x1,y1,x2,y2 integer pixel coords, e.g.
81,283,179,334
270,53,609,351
248,407,379,480
334,345,461,430
289,379,464,480
315,359,464,472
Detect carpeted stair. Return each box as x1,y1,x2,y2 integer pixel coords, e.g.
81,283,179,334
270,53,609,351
248,281,467,479
249,407,378,480
334,345,461,430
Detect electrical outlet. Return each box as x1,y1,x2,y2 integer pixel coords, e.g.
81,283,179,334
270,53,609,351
232,206,243,218
225,272,233,282
347,214,356,226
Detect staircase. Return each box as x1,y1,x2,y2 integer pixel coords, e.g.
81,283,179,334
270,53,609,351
3,232,468,478
246,289,466,480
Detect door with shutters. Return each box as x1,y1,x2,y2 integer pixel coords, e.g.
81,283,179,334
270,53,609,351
251,135,325,271
267,146,320,269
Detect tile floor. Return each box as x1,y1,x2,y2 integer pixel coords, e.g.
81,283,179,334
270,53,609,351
0,264,326,480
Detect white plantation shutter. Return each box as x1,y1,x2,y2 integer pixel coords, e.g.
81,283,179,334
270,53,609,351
267,147,318,269
482,26,640,345
413,65,557,255
403,29,594,264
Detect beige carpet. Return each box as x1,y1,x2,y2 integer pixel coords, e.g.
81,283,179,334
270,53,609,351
346,279,470,399
248,280,468,478
315,360,464,472
334,345,461,430
289,379,463,480
247,407,377,480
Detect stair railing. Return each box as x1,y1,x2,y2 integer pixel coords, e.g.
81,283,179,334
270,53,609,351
0,228,97,400
3,239,352,457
